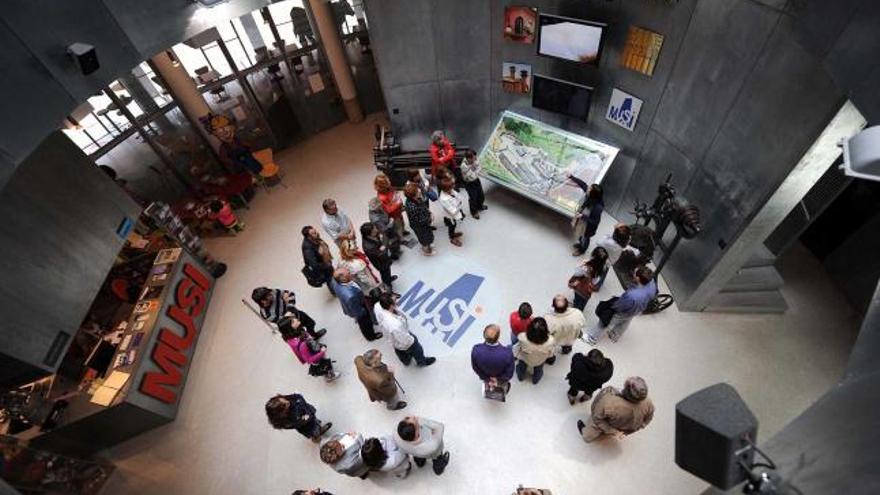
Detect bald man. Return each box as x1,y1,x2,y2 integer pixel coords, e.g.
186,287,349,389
471,324,515,394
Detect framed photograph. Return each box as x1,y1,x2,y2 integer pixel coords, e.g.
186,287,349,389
502,62,532,94
503,6,538,44
605,88,644,132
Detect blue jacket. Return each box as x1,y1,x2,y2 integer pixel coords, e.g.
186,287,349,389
613,279,658,316
331,279,368,319
471,343,515,381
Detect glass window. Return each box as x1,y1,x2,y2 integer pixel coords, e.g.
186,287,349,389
62,90,137,155
134,62,174,107
95,132,185,204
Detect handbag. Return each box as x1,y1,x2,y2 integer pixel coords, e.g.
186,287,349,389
568,275,593,297
595,297,619,327
301,265,325,287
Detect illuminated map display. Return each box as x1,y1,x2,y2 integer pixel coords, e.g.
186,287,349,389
478,111,620,217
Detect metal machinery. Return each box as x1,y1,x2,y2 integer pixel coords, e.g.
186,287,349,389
372,126,471,186
626,174,703,313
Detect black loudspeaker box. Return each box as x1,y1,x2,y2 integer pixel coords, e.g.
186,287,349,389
675,382,759,490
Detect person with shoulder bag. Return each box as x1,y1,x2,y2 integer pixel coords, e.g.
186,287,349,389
568,247,609,311
438,172,466,247
279,316,340,382
301,225,335,295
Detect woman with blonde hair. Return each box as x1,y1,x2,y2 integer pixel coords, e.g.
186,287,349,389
337,241,381,296
374,173,409,239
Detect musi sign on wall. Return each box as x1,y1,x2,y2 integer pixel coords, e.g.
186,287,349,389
606,88,643,132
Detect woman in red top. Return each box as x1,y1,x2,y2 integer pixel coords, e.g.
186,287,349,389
374,173,409,238
429,130,457,179
509,302,534,346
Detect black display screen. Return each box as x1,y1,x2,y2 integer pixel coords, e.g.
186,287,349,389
531,75,593,121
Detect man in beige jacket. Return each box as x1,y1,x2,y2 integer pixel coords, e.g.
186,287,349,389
578,376,654,442
354,349,407,410
545,295,587,355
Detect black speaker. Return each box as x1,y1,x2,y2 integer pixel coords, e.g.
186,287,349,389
675,383,758,490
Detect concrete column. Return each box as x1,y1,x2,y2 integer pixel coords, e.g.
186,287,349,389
150,50,216,149
307,0,364,122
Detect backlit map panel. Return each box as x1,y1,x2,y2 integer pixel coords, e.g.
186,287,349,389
478,111,619,217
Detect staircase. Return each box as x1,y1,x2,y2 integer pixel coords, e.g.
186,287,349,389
704,245,788,314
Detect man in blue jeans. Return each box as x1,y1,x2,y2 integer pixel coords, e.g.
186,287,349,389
374,292,436,367
586,266,657,344
330,268,382,341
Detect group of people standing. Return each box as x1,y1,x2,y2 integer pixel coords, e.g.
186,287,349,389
248,130,663,492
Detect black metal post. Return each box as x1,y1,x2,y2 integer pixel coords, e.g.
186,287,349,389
216,38,278,148
103,88,196,195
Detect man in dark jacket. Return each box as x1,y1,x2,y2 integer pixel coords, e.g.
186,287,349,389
568,175,604,256
264,393,332,443
360,223,397,287
566,349,614,405
302,225,335,296
470,324,515,394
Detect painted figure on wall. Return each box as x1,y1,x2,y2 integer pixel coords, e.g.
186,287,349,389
202,113,264,176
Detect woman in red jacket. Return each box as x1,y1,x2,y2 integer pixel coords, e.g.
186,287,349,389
374,173,409,238
429,131,459,186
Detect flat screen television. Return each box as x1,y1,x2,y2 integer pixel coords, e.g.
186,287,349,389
536,13,607,65
532,75,593,121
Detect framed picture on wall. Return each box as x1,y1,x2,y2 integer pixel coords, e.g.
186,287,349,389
620,26,665,76
504,6,538,44
502,62,532,94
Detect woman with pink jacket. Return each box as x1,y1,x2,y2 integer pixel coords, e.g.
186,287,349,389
279,316,340,383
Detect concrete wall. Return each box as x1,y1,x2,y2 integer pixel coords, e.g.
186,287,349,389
362,0,880,308
0,132,141,387
0,0,270,188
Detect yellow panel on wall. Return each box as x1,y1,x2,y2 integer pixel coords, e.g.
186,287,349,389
621,26,665,76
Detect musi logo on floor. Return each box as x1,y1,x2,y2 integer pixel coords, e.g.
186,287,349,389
397,273,485,349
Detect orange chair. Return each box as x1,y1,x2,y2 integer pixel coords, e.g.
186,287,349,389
252,148,289,193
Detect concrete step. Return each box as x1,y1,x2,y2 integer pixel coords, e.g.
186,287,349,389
704,290,788,314
723,265,785,292
743,244,777,268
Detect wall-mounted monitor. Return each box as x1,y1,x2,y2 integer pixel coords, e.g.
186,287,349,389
532,75,593,121
536,13,607,65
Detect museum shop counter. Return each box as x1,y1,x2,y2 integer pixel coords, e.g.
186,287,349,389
28,248,215,457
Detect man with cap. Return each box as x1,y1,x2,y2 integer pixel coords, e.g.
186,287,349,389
577,376,654,442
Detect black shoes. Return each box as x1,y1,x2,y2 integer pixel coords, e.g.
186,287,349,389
480,205,488,211
419,357,437,367
390,275,398,282
312,329,327,339
577,420,586,435
367,332,383,341
390,401,407,410
414,457,426,468
433,452,450,475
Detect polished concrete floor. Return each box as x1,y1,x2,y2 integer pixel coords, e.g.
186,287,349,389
101,114,861,494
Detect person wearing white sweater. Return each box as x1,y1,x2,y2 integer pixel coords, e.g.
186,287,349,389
374,293,436,367
394,416,451,475
438,173,465,247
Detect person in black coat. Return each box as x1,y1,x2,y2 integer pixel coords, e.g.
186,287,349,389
265,393,332,443
565,349,614,405
302,226,336,296
568,176,604,256
360,222,396,287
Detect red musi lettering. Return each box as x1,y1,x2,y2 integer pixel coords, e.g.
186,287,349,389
140,263,213,404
